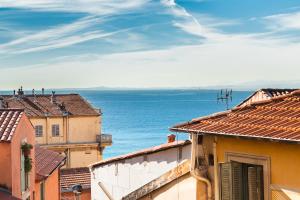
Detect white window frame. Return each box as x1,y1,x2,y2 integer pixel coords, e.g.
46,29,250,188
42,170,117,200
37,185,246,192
35,125,43,137
52,124,60,137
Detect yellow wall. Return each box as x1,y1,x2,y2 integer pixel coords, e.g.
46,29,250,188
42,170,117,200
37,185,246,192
69,148,101,168
215,136,300,190
31,116,100,145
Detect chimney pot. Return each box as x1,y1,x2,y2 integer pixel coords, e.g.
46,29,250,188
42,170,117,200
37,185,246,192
167,134,176,143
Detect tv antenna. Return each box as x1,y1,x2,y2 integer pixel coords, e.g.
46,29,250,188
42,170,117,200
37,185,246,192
217,89,233,110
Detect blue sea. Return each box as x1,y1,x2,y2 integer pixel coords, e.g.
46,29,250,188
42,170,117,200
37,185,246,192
76,89,252,159
0,89,252,158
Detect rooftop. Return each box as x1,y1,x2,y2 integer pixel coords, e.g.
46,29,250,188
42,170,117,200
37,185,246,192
35,145,66,181
1,92,100,117
171,89,300,143
0,109,24,142
90,140,191,168
237,88,297,107
60,167,90,192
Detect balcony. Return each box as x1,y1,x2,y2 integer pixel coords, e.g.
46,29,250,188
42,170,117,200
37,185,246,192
96,134,112,146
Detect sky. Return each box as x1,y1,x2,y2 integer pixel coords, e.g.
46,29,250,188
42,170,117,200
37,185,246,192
1,0,300,89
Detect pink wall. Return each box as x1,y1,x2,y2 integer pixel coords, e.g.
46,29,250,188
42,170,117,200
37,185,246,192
0,143,12,190
10,114,35,199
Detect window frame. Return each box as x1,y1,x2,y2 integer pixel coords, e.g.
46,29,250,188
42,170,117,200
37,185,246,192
35,125,43,137
51,124,60,137
223,152,271,200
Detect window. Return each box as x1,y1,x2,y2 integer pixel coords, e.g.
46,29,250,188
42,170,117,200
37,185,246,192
35,125,43,137
220,161,264,200
52,124,59,137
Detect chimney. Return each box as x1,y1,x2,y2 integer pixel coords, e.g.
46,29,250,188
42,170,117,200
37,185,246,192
17,86,24,96
13,90,16,97
51,91,56,103
0,96,4,109
167,134,176,143
42,88,45,95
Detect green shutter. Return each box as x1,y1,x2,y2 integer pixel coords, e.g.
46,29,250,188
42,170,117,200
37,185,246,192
231,162,243,200
21,151,25,192
220,163,232,200
248,167,257,200
220,162,243,200
256,166,264,200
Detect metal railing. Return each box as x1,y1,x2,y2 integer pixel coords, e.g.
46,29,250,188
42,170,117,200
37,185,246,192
96,134,112,145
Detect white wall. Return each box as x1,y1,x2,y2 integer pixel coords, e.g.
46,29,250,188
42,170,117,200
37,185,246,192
90,144,191,200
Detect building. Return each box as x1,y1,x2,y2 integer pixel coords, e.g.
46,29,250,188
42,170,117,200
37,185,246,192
0,109,35,200
171,89,300,200
60,167,91,200
237,88,296,107
89,137,192,200
1,88,112,168
35,145,66,200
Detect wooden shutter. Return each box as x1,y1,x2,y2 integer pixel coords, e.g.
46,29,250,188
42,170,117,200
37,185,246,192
248,166,264,200
220,162,243,200
231,162,243,200
220,163,232,200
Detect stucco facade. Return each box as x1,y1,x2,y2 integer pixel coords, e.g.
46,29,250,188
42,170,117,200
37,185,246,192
90,141,191,200
141,173,197,200
35,170,60,200
0,110,35,199
31,115,102,168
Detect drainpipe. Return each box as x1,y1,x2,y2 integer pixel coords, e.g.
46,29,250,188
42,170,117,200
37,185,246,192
190,133,212,200
213,138,219,200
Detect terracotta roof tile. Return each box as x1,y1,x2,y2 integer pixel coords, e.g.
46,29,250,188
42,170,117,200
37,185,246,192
2,94,100,117
171,90,300,143
35,146,66,181
90,140,191,168
60,167,90,192
0,109,23,142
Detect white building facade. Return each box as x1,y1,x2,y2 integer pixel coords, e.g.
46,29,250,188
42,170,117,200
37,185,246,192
90,140,191,200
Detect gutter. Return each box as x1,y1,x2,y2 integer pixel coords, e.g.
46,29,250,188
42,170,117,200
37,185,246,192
190,134,212,200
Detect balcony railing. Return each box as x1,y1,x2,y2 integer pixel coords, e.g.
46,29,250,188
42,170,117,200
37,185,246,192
96,134,112,146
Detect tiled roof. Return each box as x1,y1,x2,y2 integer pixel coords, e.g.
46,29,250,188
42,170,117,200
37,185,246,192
0,109,23,142
90,140,191,168
60,167,90,192
2,94,100,117
35,146,66,181
237,88,297,107
171,90,300,143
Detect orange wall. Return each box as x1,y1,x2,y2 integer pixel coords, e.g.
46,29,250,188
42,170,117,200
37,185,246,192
0,143,12,190
10,114,36,199
35,169,60,200
62,189,91,200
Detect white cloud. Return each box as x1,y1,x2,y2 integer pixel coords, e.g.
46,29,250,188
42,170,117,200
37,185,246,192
2,38,300,89
0,0,149,15
264,11,300,31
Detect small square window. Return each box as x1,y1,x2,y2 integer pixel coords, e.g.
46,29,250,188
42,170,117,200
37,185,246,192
52,124,60,137
35,125,43,137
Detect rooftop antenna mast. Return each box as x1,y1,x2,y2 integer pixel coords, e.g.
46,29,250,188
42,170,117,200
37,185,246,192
217,89,233,110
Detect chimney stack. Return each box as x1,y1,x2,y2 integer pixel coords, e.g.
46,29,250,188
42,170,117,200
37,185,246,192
51,91,56,103
42,88,45,95
0,96,4,109
167,134,176,143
